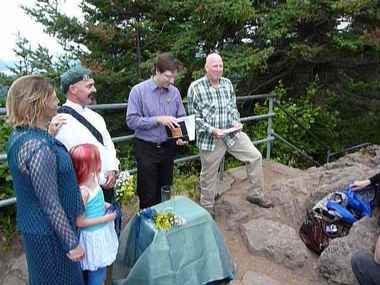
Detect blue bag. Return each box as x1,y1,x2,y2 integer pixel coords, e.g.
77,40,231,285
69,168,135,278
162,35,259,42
326,185,376,224
300,184,377,255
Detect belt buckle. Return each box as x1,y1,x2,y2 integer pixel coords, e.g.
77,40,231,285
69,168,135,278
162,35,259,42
155,143,161,149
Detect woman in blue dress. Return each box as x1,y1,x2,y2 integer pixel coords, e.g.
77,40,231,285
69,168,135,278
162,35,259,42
6,75,85,285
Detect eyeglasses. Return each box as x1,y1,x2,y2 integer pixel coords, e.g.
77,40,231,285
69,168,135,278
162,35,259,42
160,71,177,80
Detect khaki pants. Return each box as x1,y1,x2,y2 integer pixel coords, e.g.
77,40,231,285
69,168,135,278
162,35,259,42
199,132,264,208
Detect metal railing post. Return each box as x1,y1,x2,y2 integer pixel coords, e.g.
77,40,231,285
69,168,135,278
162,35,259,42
266,94,273,160
326,149,331,164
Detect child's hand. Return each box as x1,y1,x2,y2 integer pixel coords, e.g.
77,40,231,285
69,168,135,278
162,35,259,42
105,203,122,219
105,212,116,221
66,245,84,262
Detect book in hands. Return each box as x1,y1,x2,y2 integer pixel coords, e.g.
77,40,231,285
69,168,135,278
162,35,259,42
165,121,188,141
165,115,195,142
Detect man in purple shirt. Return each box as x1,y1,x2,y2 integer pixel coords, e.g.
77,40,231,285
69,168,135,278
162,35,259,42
127,53,186,209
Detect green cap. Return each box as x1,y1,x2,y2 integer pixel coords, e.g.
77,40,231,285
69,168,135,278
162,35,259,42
61,65,92,94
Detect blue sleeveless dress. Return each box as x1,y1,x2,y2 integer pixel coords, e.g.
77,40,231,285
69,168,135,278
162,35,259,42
79,186,119,271
7,127,84,285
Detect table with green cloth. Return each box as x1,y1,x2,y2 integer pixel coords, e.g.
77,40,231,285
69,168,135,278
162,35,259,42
112,196,234,285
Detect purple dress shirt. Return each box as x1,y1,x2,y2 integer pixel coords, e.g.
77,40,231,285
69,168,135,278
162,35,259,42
126,78,186,143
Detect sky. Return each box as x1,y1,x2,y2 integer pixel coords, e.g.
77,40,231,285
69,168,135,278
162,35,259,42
0,0,82,71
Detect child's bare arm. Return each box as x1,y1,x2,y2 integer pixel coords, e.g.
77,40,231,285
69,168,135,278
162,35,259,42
76,212,116,228
76,186,115,228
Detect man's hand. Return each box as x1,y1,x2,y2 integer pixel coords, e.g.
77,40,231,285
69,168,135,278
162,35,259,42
212,128,225,139
156,116,179,129
233,122,243,131
103,170,118,189
66,245,84,262
48,114,66,136
351,179,371,191
176,138,188,146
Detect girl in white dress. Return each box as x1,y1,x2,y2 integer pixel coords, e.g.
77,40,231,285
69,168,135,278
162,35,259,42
70,143,119,285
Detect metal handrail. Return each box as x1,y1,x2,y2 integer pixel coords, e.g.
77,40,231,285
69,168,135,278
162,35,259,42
272,132,321,166
0,93,276,208
0,93,275,115
273,99,331,163
0,111,276,161
327,143,372,161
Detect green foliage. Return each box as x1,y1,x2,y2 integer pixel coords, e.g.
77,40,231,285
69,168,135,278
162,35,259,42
330,79,380,147
0,209,17,251
10,35,75,76
0,162,13,200
251,82,338,167
0,118,13,199
0,73,14,107
173,173,199,201
0,118,16,251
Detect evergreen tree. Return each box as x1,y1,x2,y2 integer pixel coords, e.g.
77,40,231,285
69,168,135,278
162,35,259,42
22,0,380,162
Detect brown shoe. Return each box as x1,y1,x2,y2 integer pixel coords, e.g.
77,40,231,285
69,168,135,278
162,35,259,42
246,195,273,208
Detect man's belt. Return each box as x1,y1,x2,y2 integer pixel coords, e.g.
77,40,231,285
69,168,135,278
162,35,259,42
136,138,173,149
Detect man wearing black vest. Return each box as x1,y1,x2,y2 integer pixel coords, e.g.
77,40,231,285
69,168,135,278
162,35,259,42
54,65,120,203
54,65,120,284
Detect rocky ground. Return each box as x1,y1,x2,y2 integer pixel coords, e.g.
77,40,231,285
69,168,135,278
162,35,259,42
214,160,319,285
2,146,380,285
214,146,380,285
0,237,26,285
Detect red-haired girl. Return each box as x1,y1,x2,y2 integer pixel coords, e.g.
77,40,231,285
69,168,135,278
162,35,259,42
70,144,118,285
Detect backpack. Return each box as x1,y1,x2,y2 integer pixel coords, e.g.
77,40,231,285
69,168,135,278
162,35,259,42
299,185,377,255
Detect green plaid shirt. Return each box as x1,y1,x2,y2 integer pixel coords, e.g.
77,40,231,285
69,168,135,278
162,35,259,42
187,76,240,151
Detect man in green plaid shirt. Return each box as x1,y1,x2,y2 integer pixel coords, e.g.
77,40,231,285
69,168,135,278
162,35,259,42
187,53,273,214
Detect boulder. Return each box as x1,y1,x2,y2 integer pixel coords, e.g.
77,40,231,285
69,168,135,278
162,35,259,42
269,164,376,228
241,271,284,285
319,217,380,285
240,218,312,270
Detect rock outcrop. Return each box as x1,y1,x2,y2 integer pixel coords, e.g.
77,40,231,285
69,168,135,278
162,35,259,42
240,218,311,270
319,217,380,285
217,146,380,285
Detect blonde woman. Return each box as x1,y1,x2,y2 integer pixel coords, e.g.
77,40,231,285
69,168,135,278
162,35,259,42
6,75,85,285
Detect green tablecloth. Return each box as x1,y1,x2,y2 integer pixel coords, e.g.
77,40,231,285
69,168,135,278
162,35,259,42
112,196,234,285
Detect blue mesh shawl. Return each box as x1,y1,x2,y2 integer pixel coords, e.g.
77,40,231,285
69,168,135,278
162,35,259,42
7,126,84,285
